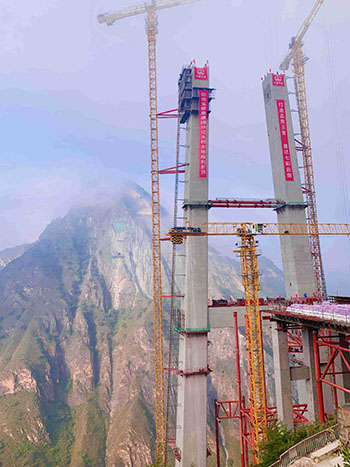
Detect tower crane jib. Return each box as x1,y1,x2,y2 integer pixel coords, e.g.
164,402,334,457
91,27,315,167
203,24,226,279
280,0,325,71
98,0,199,26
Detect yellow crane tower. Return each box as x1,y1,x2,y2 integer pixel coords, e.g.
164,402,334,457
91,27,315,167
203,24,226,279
97,1,200,463
169,221,350,462
235,232,267,463
280,0,326,298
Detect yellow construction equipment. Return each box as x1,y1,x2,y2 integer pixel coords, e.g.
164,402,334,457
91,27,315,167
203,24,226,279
280,0,326,298
204,222,350,236
235,234,267,463
98,1,200,463
170,222,350,238
169,220,349,461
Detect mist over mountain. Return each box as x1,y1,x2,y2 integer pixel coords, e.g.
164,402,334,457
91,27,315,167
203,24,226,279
0,183,283,466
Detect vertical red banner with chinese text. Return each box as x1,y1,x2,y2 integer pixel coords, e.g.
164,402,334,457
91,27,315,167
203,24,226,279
198,90,209,179
276,99,294,181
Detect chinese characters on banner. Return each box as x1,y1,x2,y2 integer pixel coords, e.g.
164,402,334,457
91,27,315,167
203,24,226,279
199,90,209,178
276,99,294,181
194,67,208,81
272,74,285,87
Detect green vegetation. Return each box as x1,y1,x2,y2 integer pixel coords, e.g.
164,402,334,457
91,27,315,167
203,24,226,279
257,417,337,467
340,444,350,467
0,390,108,466
81,452,97,466
70,398,107,467
0,387,74,466
44,397,74,464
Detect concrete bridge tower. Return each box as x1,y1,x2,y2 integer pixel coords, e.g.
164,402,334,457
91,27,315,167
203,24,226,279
175,64,213,466
262,72,316,299
263,72,320,426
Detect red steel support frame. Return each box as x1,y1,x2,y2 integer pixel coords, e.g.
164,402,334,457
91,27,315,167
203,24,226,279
287,328,303,353
215,402,308,466
215,311,247,467
157,108,178,119
215,402,222,467
313,329,350,422
320,329,339,410
235,312,246,467
215,312,308,466
208,199,282,209
313,330,325,423
158,163,187,175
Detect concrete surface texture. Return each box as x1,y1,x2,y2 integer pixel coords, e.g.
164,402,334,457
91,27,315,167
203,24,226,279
175,65,210,467
262,72,316,299
338,404,350,444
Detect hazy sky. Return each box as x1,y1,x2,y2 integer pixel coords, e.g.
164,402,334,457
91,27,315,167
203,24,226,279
1,0,350,292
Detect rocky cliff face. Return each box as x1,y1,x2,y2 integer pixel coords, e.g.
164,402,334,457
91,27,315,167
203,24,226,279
0,183,283,466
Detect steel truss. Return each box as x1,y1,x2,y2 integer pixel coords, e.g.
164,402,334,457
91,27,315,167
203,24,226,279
236,235,267,463
214,313,308,467
313,329,350,423
280,0,326,298
146,9,165,462
293,43,327,299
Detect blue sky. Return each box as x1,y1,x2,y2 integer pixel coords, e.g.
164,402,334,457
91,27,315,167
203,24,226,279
0,0,350,293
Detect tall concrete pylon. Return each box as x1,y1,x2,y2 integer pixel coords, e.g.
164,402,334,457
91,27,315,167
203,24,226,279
263,73,320,424
175,64,212,466
262,73,316,299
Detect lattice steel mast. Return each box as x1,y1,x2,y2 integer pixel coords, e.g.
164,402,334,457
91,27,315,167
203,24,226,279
236,233,267,463
164,113,182,464
280,0,326,298
146,8,165,462
97,2,200,463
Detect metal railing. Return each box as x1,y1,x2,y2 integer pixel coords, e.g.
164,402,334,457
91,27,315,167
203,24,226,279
269,424,339,467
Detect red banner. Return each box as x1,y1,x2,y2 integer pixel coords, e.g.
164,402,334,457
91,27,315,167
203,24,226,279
272,74,285,87
276,99,294,181
199,90,208,179
194,67,208,81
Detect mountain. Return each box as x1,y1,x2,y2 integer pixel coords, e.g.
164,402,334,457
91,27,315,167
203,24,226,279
0,244,31,270
0,183,283,466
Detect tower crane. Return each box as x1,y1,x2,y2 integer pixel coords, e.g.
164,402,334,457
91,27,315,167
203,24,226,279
280,0,326,298
97,1,200,464
169,221,350,463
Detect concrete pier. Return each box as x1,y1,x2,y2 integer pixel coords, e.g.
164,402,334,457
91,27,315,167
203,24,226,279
272,321,294,429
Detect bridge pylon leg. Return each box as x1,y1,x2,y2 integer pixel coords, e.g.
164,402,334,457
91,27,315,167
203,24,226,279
272,321,294,430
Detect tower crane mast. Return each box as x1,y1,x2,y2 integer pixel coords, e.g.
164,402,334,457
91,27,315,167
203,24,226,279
280,0,327,298
236,235,267,463
98,1,199,464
